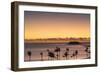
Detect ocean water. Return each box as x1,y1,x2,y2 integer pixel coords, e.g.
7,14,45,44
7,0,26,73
24,43,90,61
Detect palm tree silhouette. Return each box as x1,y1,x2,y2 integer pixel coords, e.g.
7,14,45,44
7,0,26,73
71,50,78,59
85,47,88,58
54,47,60,60
27,51,32,61
88,49,90,58
63,51,68,60
47,49,55,60
63,48,69,60
66,48,69,51
71,52,75,58
40,52,43,61
75,50,78,59
85,47,90,58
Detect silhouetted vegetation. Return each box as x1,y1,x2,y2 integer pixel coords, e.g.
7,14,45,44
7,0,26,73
63,48,69,59
26,41,90,61
47,49,55,60
27,51,32,61
40,52,43,61
85,47,90,59
54,47,61,60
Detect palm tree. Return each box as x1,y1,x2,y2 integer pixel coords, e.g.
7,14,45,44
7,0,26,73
40,52,43,61
71,52,75,59
63,48,69,60
66,48,69,51
54,47,60,60
88,49,90,58
85,47,90,58
63,51,68,60
75,50,78,59
85,47,88,58
47,49,55,60
27,51,32,61
71,50,78,59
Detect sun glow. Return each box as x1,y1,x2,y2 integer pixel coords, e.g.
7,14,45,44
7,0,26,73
24,11,90,40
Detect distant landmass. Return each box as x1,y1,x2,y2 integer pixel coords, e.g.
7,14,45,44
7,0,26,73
25,38,90,43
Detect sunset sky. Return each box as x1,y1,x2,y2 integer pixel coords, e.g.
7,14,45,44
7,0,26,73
24,11,90,40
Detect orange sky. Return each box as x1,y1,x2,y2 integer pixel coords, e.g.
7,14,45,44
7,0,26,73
24,11,90,39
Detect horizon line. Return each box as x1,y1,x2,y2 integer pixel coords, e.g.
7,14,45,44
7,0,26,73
25,37,90,40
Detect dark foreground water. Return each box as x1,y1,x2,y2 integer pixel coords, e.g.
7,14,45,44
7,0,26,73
24,42,90,61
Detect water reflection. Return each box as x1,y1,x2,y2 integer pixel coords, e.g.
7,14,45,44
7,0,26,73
24,42,90,61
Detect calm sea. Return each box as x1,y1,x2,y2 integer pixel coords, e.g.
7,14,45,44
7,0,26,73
24,42,90,61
